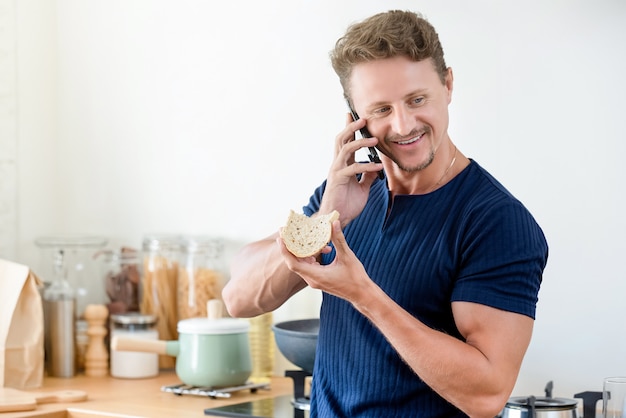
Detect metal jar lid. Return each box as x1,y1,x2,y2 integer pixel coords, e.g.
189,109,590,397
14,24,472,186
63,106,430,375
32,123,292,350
110,313,157,330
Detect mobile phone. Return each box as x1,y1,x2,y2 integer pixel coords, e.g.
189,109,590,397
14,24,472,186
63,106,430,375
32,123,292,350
346,101,384,179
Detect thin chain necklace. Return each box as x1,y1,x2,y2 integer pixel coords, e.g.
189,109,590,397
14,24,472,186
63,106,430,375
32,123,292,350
431,144,458,191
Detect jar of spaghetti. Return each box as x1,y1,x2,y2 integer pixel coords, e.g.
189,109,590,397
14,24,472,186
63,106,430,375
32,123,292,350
177,237,225,320
140,234,180,369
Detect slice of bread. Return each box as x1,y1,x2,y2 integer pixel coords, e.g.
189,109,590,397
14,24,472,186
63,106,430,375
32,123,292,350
280,210,340,258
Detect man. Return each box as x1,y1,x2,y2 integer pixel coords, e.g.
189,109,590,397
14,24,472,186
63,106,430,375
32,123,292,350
223,10,548,418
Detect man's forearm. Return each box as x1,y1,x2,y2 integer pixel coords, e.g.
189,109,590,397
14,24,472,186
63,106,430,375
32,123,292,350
223,235,307,317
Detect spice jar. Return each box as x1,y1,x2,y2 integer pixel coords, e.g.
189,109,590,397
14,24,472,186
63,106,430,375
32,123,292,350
110,313,158,379
177,237,225,320
140,234,180,369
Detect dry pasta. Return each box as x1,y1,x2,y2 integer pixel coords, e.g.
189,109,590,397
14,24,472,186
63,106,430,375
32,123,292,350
140,255,178,369
177,267,222,320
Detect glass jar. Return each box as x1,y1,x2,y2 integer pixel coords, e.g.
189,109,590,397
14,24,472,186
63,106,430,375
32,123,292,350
100,248,142,315
177,237,225,320
141,234,180,369
35,234,108,371
35,235,108,314
109,313,158,379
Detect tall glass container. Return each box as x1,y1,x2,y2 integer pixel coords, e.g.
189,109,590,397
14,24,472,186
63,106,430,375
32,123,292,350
177,237,225,320
43,250,76,377
35,235,108,371
141,234,179,369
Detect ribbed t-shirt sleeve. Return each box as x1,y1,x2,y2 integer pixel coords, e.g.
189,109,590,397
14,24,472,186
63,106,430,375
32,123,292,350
302,180,325,217
452,197,548,319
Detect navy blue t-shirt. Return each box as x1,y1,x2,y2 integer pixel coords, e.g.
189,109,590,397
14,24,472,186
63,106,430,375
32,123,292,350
303,160,548,418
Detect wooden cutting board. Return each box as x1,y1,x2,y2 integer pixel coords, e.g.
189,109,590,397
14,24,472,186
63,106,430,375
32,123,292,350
0,387,87,412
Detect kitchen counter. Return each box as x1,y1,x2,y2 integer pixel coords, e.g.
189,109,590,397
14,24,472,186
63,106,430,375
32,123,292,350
3,372,293,418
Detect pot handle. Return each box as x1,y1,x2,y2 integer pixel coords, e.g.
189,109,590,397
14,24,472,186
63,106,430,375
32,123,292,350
111,336,168,355
574,391,603,418
528,395,536,418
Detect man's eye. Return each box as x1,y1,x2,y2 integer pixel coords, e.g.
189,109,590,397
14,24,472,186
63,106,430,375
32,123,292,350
413,97,424,105
374,106,391,114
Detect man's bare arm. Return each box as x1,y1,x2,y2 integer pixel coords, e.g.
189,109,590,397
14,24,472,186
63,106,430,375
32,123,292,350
222,232,308,318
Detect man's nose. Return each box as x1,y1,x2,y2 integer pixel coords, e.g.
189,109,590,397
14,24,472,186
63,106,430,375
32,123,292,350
390,107,414,137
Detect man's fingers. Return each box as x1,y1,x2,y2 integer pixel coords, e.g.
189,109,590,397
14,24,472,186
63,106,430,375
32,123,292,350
329,220,348,253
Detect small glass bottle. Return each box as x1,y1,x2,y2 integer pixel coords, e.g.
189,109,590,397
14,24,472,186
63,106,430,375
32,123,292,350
177,237,224,320
141,234,179,369
43,250,76,377
110,313,158,379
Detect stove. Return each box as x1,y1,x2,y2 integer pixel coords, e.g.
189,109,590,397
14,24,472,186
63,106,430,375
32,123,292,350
161,381,270,399
203,370,312,418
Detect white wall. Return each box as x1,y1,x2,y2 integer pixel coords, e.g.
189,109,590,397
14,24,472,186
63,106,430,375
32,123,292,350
11,0,626,400
0,0,18,260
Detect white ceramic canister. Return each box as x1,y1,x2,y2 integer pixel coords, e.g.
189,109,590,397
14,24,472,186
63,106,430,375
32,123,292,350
110,313,159,378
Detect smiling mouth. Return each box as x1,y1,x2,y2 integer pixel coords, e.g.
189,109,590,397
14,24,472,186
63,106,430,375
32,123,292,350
396,132,425,145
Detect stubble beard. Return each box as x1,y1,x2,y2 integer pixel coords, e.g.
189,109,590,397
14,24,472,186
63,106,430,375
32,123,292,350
385,127,436,173
394,149,435,173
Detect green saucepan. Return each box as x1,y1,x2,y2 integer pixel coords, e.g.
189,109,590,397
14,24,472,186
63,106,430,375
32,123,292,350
112,316,251,387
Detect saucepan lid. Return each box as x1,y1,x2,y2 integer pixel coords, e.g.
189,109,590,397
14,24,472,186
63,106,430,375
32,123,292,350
177,299,250,335
506,396,578,410
177,317,249,335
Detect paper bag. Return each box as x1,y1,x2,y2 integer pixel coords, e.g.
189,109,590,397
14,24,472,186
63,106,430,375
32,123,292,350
0,259,44,389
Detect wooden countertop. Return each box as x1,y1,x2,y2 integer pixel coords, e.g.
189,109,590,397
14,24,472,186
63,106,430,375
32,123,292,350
3,372,294,418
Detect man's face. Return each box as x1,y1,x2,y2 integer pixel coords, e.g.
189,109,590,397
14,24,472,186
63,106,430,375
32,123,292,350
349,56,453,173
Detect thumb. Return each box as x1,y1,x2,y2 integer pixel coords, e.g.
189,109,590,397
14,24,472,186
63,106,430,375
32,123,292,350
330,220,349,253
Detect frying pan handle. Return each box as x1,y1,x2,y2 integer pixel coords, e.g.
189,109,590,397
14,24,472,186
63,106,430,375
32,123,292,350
111,336,168,355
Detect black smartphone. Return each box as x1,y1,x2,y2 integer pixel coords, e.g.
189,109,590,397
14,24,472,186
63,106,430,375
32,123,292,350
346,101,384,179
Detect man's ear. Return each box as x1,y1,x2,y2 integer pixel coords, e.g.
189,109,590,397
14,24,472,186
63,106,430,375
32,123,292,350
445,67,454,103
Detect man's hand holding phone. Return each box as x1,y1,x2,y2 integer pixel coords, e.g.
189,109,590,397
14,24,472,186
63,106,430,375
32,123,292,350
319,113,384,228
347,105,385,180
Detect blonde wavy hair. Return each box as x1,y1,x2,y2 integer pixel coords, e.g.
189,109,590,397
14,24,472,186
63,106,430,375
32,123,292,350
330,10,448,102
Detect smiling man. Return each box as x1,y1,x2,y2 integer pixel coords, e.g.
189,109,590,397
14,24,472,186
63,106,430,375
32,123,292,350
223,10,548,418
